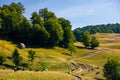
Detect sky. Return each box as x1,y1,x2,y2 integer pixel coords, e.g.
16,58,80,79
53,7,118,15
0,0,120,29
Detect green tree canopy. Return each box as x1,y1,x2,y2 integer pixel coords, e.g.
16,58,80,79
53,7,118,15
104,59,120,80
81,31,91,48
0,3,75,48
90,36,99,49
30,24,49,46
44,19,63,46
73,23,120,41
39,8,57,21
30,11,49,46
31,12,43,26
58,18,75,48
0,2,31,44
0,2,24,34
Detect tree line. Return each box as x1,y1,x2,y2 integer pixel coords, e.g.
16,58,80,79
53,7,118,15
0,2,75,48
73,23,120,41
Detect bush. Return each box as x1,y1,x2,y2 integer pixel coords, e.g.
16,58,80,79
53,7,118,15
12,48,22,68
81,31,91,48
103,59,120,80
68,44,76,56
0,53,6,64
39,62,48,71
28,50,36,64
90,36,99,49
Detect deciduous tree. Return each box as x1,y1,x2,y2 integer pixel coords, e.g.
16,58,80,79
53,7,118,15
44,19,63,46
58,18,75,48
104,59,120,80
90,36,99,49
81,31,91,48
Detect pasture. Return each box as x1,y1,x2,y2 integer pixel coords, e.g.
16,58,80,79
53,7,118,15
0,33,120,80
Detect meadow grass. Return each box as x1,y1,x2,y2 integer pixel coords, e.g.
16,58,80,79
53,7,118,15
0,38,95,72
76,50,120,66
71,33,120,80
0,70,74,80
1,33,120,80
73,33,120,66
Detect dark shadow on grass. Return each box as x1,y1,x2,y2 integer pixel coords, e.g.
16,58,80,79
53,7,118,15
2,63,14,69
26,44,54,49
62,53,71,56
86,47,97,50
21,63,29,68
0,36,19,45
0,36,54,49
76,46,97,50
7,56,12,59
94,78,103,80
75,46,86,49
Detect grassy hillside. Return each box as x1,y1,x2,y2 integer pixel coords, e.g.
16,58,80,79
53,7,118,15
0,70,74,80
71,33,120,80
0,39,95,71
1,33,120,80
74,33,120,66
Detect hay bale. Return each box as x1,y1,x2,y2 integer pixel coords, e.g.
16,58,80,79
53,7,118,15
18,43,26,49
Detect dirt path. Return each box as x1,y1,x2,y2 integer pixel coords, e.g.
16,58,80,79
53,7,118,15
71,48,109,80
72,48,109,61
74,76,82,80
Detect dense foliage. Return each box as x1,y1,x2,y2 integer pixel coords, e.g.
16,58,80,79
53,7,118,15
73,23,120,41
81,31,99,49
58,18,75,48
0,2,75,48
12,48,22,68
90,36,99,49
0,53,6,64
81,32,91,48
104,59,120,80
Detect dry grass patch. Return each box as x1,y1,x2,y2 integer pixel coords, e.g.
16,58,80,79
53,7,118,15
0,70,74,80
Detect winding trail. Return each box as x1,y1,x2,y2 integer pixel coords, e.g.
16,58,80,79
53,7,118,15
71,48,109,80
74,76,82,80
72,48,109,61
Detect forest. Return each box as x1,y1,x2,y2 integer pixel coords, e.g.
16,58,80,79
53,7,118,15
0,2,75,48
73,23,120,41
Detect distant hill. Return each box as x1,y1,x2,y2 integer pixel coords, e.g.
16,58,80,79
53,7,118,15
73,23,120,41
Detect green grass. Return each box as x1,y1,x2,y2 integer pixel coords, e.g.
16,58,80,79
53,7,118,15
1,33,120,80
0,70,74,80
75,50,120,67
71,33,120,80
0,39,95,71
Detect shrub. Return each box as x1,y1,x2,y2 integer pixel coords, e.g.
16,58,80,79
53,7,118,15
104,59,120,80
39,62,48,71
28,50,36,64
0,53,6,64
90,36,99,49
12,48,22,68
